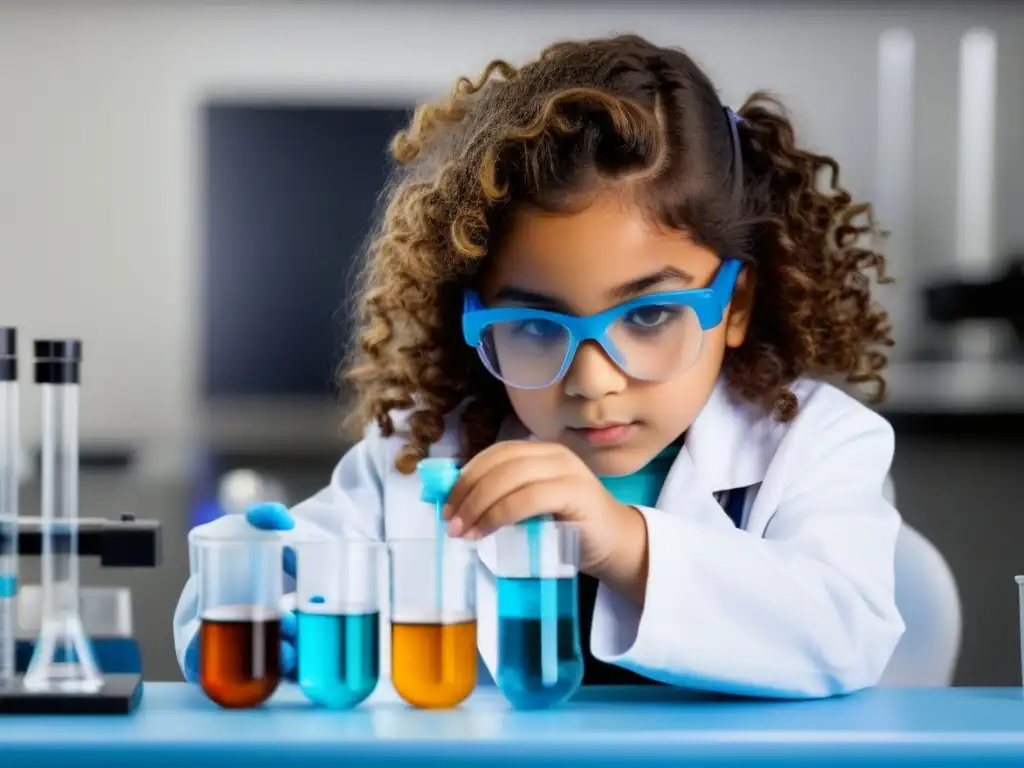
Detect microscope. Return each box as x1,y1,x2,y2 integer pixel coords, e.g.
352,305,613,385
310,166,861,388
923,258,1024,358
0,329,162,714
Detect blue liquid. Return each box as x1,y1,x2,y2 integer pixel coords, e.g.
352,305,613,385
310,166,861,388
0,574,16,598
496,577,583,709
297,611,380,709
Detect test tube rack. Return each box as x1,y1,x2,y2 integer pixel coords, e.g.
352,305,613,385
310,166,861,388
0,331,162,715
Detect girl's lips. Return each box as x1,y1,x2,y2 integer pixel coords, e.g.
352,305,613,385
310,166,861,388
569,423,634,446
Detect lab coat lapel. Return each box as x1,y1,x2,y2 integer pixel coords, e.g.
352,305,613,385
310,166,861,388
656,378,777,528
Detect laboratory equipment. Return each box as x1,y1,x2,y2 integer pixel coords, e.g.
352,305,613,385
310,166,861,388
417,457,461,619
418,458,460,508
195,534,284,708
0,338,162,715
22,341,101,696
0,329,18,689
389,536,477,709
0,327,17,688
494,519,583,709
295,538,382,709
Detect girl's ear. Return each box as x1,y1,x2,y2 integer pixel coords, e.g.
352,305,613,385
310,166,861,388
724,265,755,348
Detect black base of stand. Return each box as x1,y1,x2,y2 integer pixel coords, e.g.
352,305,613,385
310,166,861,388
0,674,143,714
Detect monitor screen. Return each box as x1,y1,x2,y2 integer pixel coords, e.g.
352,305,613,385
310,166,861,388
202,101,412,398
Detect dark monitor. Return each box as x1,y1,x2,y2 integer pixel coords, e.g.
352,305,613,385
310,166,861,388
201,101,412,399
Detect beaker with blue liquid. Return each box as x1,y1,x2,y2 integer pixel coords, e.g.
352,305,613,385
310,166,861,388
295,539,382,709
494,519,583,709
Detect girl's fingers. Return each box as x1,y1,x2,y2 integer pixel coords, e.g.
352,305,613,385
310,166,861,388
446,441,563,514
246,502,295,531
449,454,566,537
464,477,577,539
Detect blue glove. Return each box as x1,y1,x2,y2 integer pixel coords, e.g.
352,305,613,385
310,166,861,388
247,502,298,680
182,502,298,683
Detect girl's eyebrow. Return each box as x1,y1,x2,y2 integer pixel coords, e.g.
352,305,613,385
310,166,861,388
492,286,572,312
492,267,694,312
607,267,694,301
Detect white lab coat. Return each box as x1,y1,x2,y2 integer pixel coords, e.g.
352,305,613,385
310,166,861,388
172,377,904,699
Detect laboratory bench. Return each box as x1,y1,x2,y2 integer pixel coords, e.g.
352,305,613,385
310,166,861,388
3,683,1024,766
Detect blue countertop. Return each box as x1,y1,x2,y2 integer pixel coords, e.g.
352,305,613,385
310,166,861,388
2,683,1024,766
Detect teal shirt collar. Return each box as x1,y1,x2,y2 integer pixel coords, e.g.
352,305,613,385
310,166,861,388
597,441,681,508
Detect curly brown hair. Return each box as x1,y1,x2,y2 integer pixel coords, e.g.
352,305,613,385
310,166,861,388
341,34,893,474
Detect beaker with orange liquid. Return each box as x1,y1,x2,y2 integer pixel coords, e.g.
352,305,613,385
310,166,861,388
195,536,284,709
389,537,477,709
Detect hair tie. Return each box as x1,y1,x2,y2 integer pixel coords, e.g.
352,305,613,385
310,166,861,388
724,107,744,199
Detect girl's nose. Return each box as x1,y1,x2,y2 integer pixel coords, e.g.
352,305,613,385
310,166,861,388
562,341,628,399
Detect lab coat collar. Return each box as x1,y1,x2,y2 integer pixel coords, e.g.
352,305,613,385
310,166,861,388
495,377,775,493
684,376,778,493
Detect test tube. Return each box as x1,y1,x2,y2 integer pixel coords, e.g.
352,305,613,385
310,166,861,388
196,536,284,708
0,328,18,687
295,538,382,709
389,537,477,709
23,340,103,693
494,519,583,709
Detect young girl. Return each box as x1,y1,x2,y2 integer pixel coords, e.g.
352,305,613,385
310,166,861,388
174,34,903,698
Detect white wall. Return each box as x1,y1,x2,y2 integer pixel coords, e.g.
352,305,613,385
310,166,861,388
0,1,1021,473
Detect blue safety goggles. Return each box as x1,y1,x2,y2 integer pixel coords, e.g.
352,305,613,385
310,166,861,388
462,258,742,389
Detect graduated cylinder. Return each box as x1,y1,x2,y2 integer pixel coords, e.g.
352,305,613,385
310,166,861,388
0,328,18,687
23,340,103,693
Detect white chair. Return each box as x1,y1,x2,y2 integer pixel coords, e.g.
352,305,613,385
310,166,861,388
879,475,963,686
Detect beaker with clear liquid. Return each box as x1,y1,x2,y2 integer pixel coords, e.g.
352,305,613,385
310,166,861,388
389,537,477,708
295,538,382,709
196,536,283,709
494,519,583,709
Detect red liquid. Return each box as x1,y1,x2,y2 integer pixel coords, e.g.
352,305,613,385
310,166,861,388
199,608,281,709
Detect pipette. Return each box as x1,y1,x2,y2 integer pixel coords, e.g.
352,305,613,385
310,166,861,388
417,458,462,685
417,458,460,617
0,328,18,687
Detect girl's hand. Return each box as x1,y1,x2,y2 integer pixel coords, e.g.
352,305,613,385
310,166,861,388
443,441,640,574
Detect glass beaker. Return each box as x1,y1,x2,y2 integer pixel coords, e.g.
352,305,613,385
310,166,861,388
196,537,283,709
389,536,477,708
295,538,382,709
494,519,583,709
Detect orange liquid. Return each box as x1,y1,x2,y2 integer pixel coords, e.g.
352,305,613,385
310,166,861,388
199,613,281,709
391,620,477,708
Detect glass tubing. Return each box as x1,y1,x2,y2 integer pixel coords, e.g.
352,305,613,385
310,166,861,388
0,328,18,686
23,340,103,693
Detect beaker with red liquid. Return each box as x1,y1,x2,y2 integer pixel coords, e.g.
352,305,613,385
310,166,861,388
196,536,284,708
